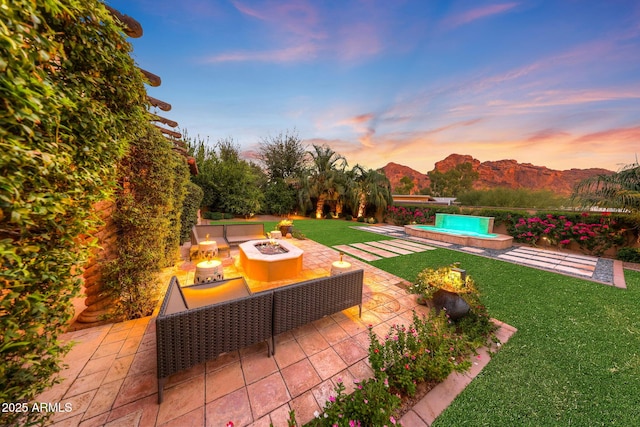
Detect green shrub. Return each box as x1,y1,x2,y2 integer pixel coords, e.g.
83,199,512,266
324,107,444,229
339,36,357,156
224,212,234,219
344,214,353,221
206,211,224,220
180,182,204,243
0,1,148,424
305,379,401,427
104,126,187,320
617,247,640,263
369,311,473,396
457,187,568,208
357,216,366,222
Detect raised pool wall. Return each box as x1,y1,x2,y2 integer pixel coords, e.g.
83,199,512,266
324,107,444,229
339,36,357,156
435,213,495,234
405,213,513,250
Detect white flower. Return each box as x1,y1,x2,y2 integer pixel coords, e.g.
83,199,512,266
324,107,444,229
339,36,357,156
314,411,320,418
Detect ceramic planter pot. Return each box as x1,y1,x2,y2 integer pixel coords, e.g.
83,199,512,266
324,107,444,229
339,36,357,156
431,289,470,320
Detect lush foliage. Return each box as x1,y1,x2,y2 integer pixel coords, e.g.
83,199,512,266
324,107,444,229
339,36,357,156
203,211,234,220
305,379,402,427
369,311,474,396
264,178,298,215
385,205,461,225
305,306,496,426
0,0,148,424
393,175,415,195
409,264,477,298
510,212,625,255
347,165,393,219
104,126,189,320
457,187,568,208
257,129,307,181
428,162,479,197
616,247,640,263
180,181,204,243
189,137,265,216
301,144,348,218
572,161,640,214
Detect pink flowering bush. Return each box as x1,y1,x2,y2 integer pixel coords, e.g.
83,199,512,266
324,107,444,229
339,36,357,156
305,378,401,426
385,205,437,225
511,212,625,255
368,311,473,396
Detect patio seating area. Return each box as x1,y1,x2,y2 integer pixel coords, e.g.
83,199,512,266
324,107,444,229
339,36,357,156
38,237,516,426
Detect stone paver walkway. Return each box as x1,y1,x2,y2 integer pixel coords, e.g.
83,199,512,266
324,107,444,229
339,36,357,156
38,238,516,427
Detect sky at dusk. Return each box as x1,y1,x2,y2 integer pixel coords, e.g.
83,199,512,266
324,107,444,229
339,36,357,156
107,0,640,173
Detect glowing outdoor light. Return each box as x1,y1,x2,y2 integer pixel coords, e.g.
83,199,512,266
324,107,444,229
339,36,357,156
331,251,351,275
451,267,466,281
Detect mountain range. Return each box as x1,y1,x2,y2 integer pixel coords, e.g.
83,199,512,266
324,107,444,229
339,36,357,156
381,154,612,196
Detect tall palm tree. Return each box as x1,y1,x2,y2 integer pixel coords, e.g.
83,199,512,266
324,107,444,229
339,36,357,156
305,145,347,218
347,165,393,218
572,161,640,214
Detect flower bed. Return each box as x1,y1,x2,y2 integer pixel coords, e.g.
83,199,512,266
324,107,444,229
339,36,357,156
511,212,625,255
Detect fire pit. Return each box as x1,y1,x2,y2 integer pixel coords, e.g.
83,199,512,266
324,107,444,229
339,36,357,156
254,241,289,255
239,239,303,282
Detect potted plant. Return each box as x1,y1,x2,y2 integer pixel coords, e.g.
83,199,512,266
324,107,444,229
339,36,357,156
277,219,293,236
408,263,479,319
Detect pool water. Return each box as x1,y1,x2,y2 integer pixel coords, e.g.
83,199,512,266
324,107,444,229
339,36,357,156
414,225,498,239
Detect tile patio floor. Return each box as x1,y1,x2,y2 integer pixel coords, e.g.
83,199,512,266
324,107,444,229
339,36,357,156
38,238,516,427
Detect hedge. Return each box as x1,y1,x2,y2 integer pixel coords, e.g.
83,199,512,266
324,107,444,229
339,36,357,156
0,1,147,424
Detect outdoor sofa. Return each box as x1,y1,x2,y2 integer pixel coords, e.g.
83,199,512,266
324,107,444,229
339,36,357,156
190,224,230,258
224,223,266,245
155,269,364,403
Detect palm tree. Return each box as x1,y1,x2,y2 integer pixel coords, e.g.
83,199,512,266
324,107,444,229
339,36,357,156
304,145,347,218
347,165,393,218
572,161,640,214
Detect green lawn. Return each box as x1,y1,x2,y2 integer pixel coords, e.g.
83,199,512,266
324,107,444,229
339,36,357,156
290,219,640,426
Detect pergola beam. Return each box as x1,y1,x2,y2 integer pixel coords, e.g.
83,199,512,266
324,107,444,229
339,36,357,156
150,113,178,128
105,5,143,38
147,96,171,112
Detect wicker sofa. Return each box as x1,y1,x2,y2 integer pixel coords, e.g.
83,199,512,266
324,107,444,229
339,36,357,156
190,224,230,258
271,269,364,354
156,276,273,403
224,223,266,245
155,269,364,403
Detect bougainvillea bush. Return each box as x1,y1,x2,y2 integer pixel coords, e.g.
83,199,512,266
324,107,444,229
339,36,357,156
511,212,625,255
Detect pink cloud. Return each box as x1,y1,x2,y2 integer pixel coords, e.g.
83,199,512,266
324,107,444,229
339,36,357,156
232,0,324,40
443,2,519,29
527,128,571,142
206,43,318,63
213,0,385,64
341,113,375,125
574,126,640,144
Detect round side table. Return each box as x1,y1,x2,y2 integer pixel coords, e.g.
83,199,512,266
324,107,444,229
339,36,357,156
331,260,352,275
194,260,224,283
199,240,218,259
